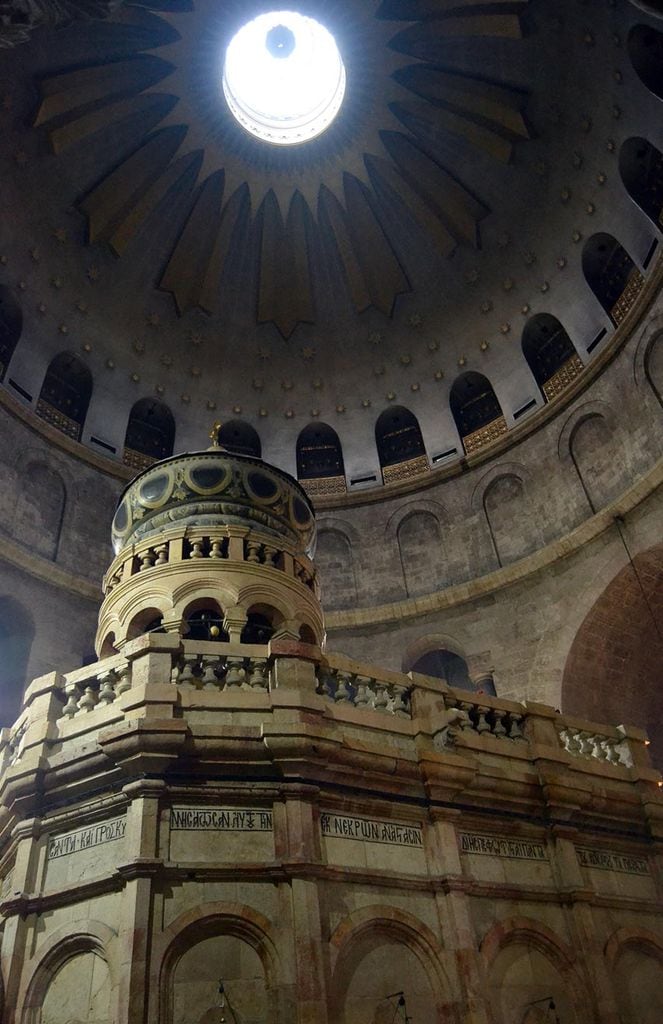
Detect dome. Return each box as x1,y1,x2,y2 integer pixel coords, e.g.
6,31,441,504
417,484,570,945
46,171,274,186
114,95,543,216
112,442,316,557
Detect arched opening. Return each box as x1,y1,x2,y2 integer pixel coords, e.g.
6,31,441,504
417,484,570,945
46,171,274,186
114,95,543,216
620,137,663,228
0,284,22,381
612,943,663,1023
39,950,112,1024
450,372,506,455
483,473,540,566
375,406,427,485
241,605,280,645
0,597,35,725
568,413,621,512
185,606,229,642
582,233,643,325
37,352,92,441
521,314,582,401
127,608,167,641
13,462,66,561
562,544,663,768
397,511,443,597
486,938,583,1024
316,528,358,610
123,398,175,472
218,420,261,459
628,24,663,100
299,623,316,645
410,649,476,692
296,422,346,496
171,933,268,1024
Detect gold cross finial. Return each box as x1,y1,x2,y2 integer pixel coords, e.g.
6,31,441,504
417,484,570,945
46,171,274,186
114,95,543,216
209,420,222,446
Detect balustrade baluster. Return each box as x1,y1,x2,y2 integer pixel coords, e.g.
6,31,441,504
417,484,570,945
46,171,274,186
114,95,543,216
209,539,223,559
353,676,372,708
335,671,353,703
374,684,389,713
177,653,199,689
459,702,476,730
391,685,409,717
139,549,156,571
475,706,491,734
78,685,98,713
190,539,205,559
202,656,220,690
154,544,168,565
246,540,261,564
225,656,245,688
97,669,117,705
508,713,524,740
115,664,131,697
62,681,81,719
263,546,277,568
248,657,268,691
492,708,507,738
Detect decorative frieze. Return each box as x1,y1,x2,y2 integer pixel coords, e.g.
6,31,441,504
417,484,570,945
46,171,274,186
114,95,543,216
301,475,347,498
576,846,649,875
382,454,429,485
611,269,644,325
459,832,547,861
35,398,81,440
170,807,273,832
542,353,584,401
321,812,423,848
462,415,508,455
122,446,156,472
47,816,126,860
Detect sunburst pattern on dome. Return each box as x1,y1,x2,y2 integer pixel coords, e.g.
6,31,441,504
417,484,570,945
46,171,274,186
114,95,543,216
33,0,531,338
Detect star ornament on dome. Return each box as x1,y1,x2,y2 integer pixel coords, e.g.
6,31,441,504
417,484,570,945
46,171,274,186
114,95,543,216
34,0,532,339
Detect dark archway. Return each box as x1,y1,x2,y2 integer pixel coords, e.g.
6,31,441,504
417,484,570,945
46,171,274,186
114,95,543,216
375,406,427,483
582,233,642,325
218,420,261,458
297,422,344,479
620,137,663,228
123,398,175,470
0,285,22,381
37,352,92,441
449,372,505,454
562,545,663,769
628,24,663,100
411,649,476,692
522,314,581,401
0,597,35,726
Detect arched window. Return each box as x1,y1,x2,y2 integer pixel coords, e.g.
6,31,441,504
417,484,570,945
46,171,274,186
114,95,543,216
582,233,643,325
0,285,22,381
296,422,345,496
521,314,582,401
241,605,279,644
123,398,175,471
410,649,475,692
37,352,92,441
218,420,261,458
185,607,228,642
0,597,35,726
629,24,663,99
449,372,506,455
620,137,663,228
375,406,427,484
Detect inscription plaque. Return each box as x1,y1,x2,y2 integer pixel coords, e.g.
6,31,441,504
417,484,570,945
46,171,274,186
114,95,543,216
47,816,126,860
171,807,273,832
459,832,547,861
577,847,649,876
320,812,423,847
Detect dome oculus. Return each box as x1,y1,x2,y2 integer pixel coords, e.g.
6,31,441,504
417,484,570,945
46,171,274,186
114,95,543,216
222,11,346,146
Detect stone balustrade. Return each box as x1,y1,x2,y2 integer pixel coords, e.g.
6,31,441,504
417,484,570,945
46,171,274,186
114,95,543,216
558,724,633,767
316,664,411,717
103,525,317,595
171,643,269,692
59,658,132,720
439,691,526,746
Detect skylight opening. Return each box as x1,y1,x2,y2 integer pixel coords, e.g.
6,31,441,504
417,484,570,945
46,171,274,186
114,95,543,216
222,11,346,146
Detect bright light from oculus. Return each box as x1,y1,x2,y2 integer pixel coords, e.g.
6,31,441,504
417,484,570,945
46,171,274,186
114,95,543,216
222,11,346,146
